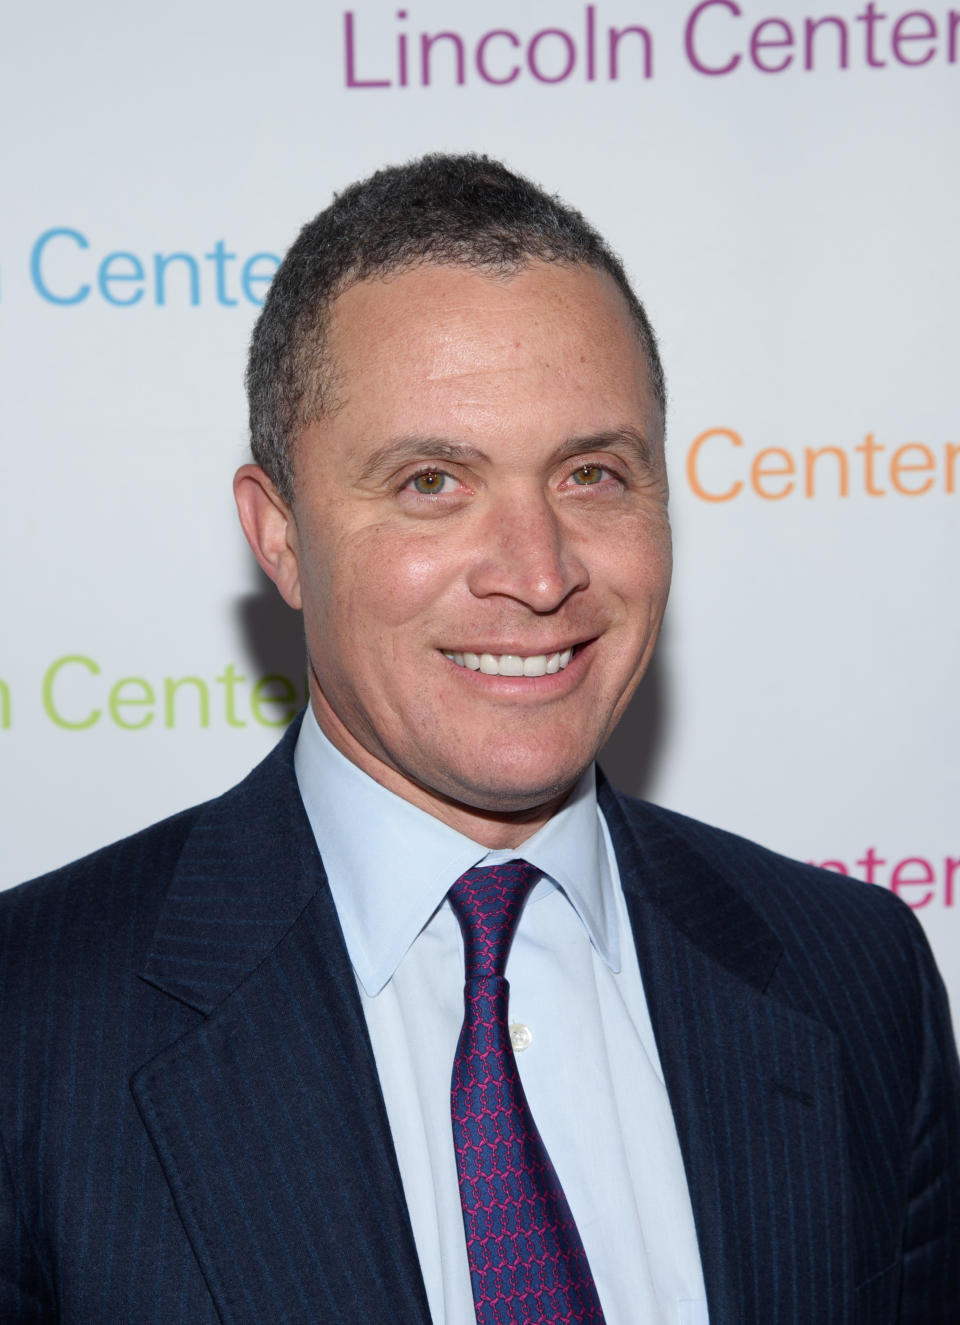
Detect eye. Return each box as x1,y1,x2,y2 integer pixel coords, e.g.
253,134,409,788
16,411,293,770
570,464,609,486
406,469,456,496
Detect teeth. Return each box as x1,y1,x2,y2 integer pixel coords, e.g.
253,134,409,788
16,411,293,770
443,648,575,676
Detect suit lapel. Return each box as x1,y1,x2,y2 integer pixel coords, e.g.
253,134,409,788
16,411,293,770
132,722,430,1324
600,780,855,1325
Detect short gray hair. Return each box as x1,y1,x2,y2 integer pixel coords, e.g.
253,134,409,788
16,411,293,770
246,153,665,501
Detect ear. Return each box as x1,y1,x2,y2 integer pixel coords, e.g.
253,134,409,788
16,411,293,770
233,464,303,610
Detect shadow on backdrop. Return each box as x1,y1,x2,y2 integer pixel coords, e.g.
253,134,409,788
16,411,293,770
234,568,307,700
598,641,669,802
235,565,671,803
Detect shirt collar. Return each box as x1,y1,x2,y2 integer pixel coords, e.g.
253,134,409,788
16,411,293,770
294,706,621,995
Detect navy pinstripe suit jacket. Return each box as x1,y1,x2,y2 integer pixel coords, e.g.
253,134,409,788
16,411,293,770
2,718,958,1323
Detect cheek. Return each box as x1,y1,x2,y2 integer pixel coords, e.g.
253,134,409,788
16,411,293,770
315,523,462,635
649,529,674,594
600,517,672,606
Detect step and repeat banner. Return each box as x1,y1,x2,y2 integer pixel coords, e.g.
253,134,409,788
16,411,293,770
2,2,957,1009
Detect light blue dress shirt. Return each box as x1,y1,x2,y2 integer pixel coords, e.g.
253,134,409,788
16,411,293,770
294,707,708,1325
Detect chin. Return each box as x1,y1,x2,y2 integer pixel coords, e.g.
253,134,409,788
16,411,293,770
440,750,590,816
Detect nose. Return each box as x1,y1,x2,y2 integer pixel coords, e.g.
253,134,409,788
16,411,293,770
464,489,589,612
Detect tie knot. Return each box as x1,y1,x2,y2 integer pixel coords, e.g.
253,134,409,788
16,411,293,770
448,859,540,981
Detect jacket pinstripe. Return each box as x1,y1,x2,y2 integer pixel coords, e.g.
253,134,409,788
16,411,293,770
1,718,958,1323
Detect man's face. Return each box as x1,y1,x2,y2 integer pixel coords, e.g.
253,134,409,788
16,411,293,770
273,261,670,836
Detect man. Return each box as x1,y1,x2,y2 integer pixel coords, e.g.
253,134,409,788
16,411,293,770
1,154,957,1324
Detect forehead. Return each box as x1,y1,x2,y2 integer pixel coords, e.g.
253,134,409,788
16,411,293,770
320,261,658,446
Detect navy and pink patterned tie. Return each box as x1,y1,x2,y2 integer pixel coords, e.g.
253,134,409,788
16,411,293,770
449,859,606,1325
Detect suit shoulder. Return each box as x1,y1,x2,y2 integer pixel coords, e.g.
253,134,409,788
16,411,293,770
0,720,302,920
0,803,206,988
604,784,950,1060
1,802,201,913
0,725,300,986
608,785,925,946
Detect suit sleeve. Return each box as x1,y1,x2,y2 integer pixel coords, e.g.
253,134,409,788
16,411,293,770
897,909,960,1322
0,1117,56,1322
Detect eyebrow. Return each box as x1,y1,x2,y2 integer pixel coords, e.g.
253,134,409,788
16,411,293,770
551,428,655,470
356,437,489,483
355,427,655,483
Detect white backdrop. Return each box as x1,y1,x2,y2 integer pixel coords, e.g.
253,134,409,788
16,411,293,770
2,0,957,1016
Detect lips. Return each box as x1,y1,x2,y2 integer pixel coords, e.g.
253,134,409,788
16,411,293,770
441,648,575,677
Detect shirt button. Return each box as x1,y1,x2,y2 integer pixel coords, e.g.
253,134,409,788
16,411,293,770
509,1022,532,1052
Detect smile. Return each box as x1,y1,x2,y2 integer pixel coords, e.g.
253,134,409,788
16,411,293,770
441,648,576,677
